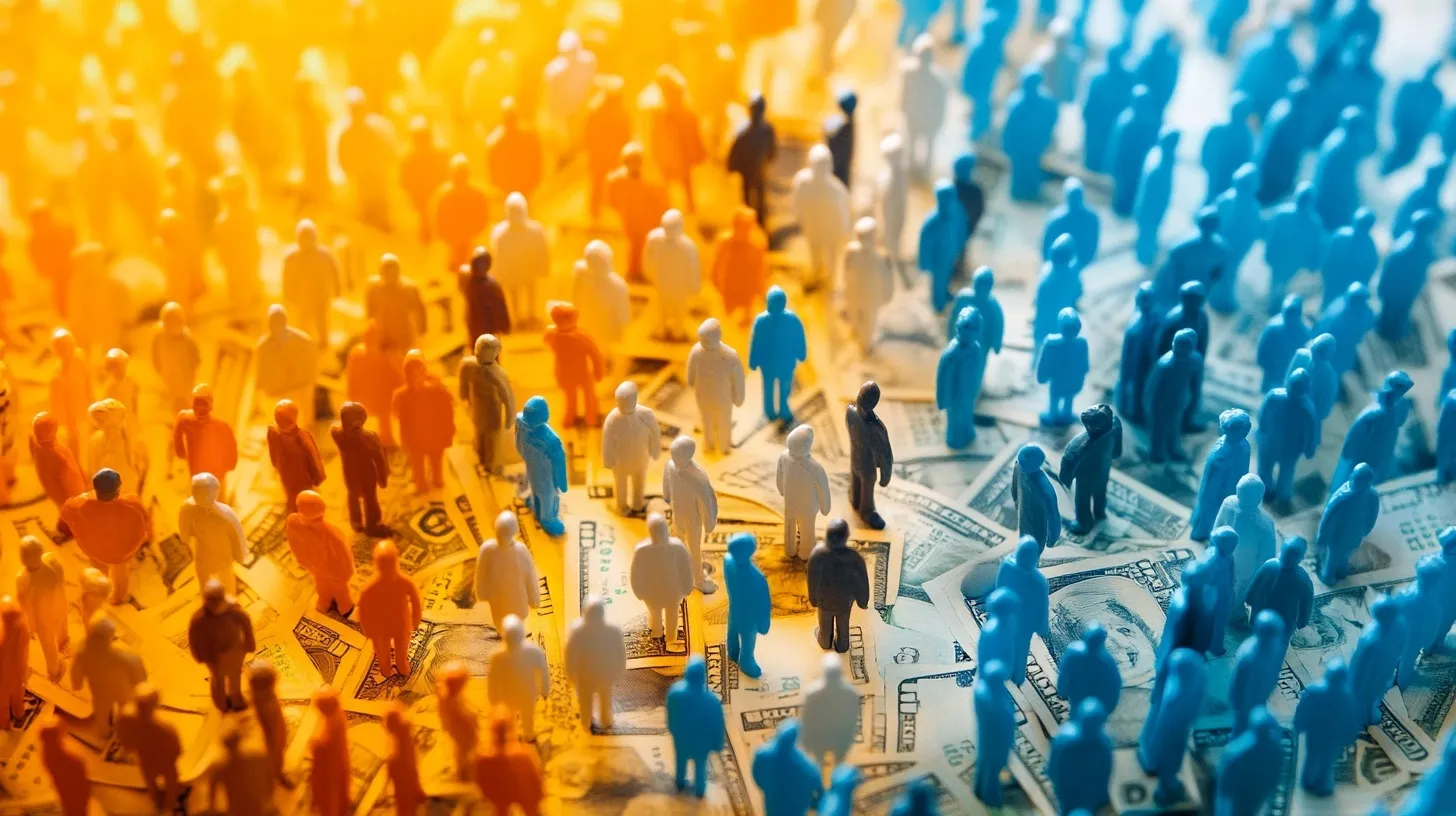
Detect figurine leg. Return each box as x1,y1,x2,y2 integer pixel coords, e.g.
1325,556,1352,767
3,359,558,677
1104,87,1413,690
675,751,691,791
371,636,397,676
646,604,665,637
208,662,229,710
347,489,365,531
563,385,581,427
1274,456,1297,503
612,470,631,514
974,758,1002,805
377,408,396,448
577,686,595,730
222,648,247,709
1069,485,1096,534
362,488,384,534
816,606,835,650
1153,766,1186,806
107,563,131,605
583,387,601,426
429,452,444,488
1429,616,1453,653
856,476,884,530
1301,747,1336,796
665,601,681,643
831,608,851,653
409,451,429,494
597,689,614,728
627,468,645,512
692,756,710,798
737,630,761,678
38,631,62,681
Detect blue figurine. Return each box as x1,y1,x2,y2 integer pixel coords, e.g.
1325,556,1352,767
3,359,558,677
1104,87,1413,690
977,588,1021,675
1393,160,1448,241
1442,104,1456,157
1312,282,1375,375
896,0,942,47
1106,86,1162,216
1153,281,1210,379
1211,163,1262,314
1350,594,1408,726
1255,78,1313,204
1059,621,1122,715
1082,42,1135,174
1396,556,1448,690
748,286,808,422
1427,527,1456,652
1399,729,1456,816
1314,0,1382,74
919,182,967,314
1441,329,1456,409
1383,63,1444,175
1215,707,1284,816
972,660,1017,806
515,396,568,537
937,307,987,449
818,766,860,816
824,91,857,190
723,532,771,678
1002,68,1059,202
1229,611,1287,734
1137,648,1207,805
1439,389,1456,484
1144,328,1204,462
1332,370,1414,489
1201,94,1254,202
1159,564,1212,661
1262,182,1326,315
1311,107,1370,230
1310,38,1383,147
1378,210,1439,341
962,10,1010,140
1043,18,1083,103
1154,207,1228,311
952,153,986,256
1116,282,1160,423
1320,207,1378,310
1033,237,1083,350
1234,18,1301,120
1317,463,1380,585
1134,128,1180,266
995,537,1049,686
1287,333,1340,431
752,720,823,816
1293,657,1360,796
1190,527,1238,655
1048,699,1113,814
1012,444,1061,550
1255,368,1319,504
666,656,726,797
1256,294,1310,393
1134,31,1181,113
1246,537,1314,638
1035,308,1089,427
1205,0,1248,54
889,780,939,816
946,266,1004,352
1042,177,1100,264
1059,404,1123,534
1190,409,1252,541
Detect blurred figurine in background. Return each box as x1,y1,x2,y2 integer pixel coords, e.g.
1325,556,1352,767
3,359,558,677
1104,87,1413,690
281,219,341,348
70,615,147,736
486,97,544,201
187,579,255,712
825,91,858,189
433,155,492,274
400,117,451,242
712,209,770,325
476,707,544,815
606,143,670,281
255,306,319,418
921,182,969,314
586,85,633,222
794,144,852,289
649,67,707,213
842,217,893,353
492,193,550,326
437,661,479,780
728,93,779,227
1002,68,1059,201
49,329,92,468
572,242,631,365
565,596,627,730
16,536,65,680
643,210,702,341
366,254,427,354
901,36,947,178
938,307,987,449
458,248,511,349
309,687,352,816
544,303,607,428
384,705,425,811
116,683,182,811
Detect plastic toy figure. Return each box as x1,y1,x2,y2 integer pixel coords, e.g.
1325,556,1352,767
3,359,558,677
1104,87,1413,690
515,397,568,537
1215,707,1282,816
308,687,351,816
255,306,319,417
1210,164,1261,314
87,398,142,493
1082,43,1134,174
1399,724,1456,815
793,144,852,289
1396,556,1447,689
1135,30,1181,112
1189,409,1252,541
605,143,670,281
1309,39,1382,147
1393,161,1447,241
116,683,183,811
937,307,988,449
393,351,455,494
1035,308,1089,427
174,384,239,493
437,662,478,779
336,88,395,231
889,779,939,816
1246,537,1313,640
544,30,598,135
70,615,146,734
801,655,859,767
996,537,1050,685
1228,611,1285,734
878,135,909,267
1287,337,1336,434
399,118,451,242
565,596,627,730
0,597,27,726
187,578,255,712
1043,178,1100,264
1441,391,1456,484
179,473,247,596
78,568,109,634
1059,405,1122,534
475,510,540,632
815,0,857,76
1234,18,1300,119
600,382,661,515
900,37,947,177
1039,17,1084,103
845,382,893,530
489,615,550,738
1034,236,1082,350
40,721,91,816
543,303,606,428
384,705,425,811
1313,282,1376,375
1293,658,1359,795
1049,699,1113,814
45,329,91,470
1137,647,1206,804
1106,86,1161,216
16,536,66,680
457,248,511,349
749,287,809,422
268,400,324,515
1317,463,1380,585
820,766,861,816
1144,329,1204,462
842,218,893,354
949,267,1004,354
1002,68,1059,201
100,349,141,433
963,11,1010,139
647,68,706,213
432,155,491,273
211,173,262,318
585,85,634,221
952,153,986,259
972,660,1016,805
359,541,423,678
1311,107,1369,230
682,320,745,455
1115,284,1160,423
331,401,390,537
281,219,341,348
486,98,544,200
711,210,770,327
1059,621,1122,714
1444,331,1456,412
572,241,631,362
285,491,354,618
753,719,823,816
1012,444,1061,550
1350,595,1407,725
632,513,695,643
777,426,832,560
977,585,1021,672
1334,370,1414,488
823,91,857,190
1133,129,1180,266
155,209,206,311
662,435,719,593
920,182,968,313
1214,480,1275,622
59,470,148,606
475,708,544,815
491,193,550,325
666,656,725,797
806,518,870,652
1155,209,1227,312
1255,79,1313,203
1378,211,1438,341
724,532,771,678
642,211,702,341
1265,185,1327,302
1382,62,1443,174
1257,295,1310,393
727,94,779,226
366,255,427,355
459,334,516,470
26,202,77,316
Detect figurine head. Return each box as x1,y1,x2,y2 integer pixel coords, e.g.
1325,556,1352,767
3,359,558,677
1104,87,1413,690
880,133,904,164
1370,594,1399,626
1171,327,1197,357
296,490,326,521
1158,127,1181,153
487,704,517,746
1082,620,1108,651
903,780,935,814
437,660,469,696
1279,536,1307,568
766,285,788,315
93,468,122,500
1349,462,1375,492
1179,281,1206,311
378,253,401,285
854,216,877,242
954,306,982,343
313,686,341,718
772,718,801,752
987,586,1020,621
1411,208,1439,236
1280,293,1304,324
521,396,550,428
86,613,118,647
19,536,45,570
501,614,525,648
1235,473,1265,506
1013,535,1041,569
1133,281,1155,315
620,142,645,174
344,85,368,116
825,517,850,550
646,513,671,546
1346,209,1375,240
830,764,861,794
191,384,214,418
1076,697,1107,732
295,218,319,250
88,398,125,431
384,703,411,738
372,540,401,575
1416,554,1445,592
1195,206,1219,237
809,143,833,175
837,89,858,117
103,348,130,379
1322,657,1350,691
504,192,529,225
1383,370,1414,402
339,400,368,430
1168,647,1202,683
494,510,520,544
856,381,881,412
1440,526,1456,557
786,425,815,459
446,153,470,185
558,29,582,55
31,412,59,445
934,179,957,208
1079,404,1115,438
1293,182,1314,211
911,34,934,66
1129,85,1153,114
1063,177,1084,207
1106,40,1130,69
954,152,977,182
248,662,279,698
614,380,638,414
1230,162,1258,196
1217,409,1251,441
1227,92,1250,123
982,658,1010,686
972,265,995,296
403,350,427,387
1210,526,1239,558
726,531,758,562
584,239,613,274
500,96,520,128
1049,234,1077,267
262,304,288,338
1305,333,1334,364
201,578,230,614
81,567,110,603
748,91,766,120
1056,308,1082,339
695,318,723,351
474,333,502,364
669,434,696,466
273,399,300,431
190,472,220,506
1252,609,1285,643
820,652,846,687
684,654,708,689
730,207,757,240
661,208,684,238
407,115,432,146
50,328,76,359
582,595,607,626
1016,443,1045,472
1346,282,1371,307
549,302,580,331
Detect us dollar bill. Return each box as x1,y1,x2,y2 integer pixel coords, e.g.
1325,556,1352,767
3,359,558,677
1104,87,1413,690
540,734,754,815
703,612,883,706
850,757,983,816
638,365,801,452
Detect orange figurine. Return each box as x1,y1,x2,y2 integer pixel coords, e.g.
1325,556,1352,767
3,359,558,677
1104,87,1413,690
188,579,257,712
31,412,85,512
358,541,423,678
308,686,352,816
384,703,425,814
157,207,206,310
100,348,141,434
267,399,325,515
332,402,391,536
605,142,670,282
474,706,544,816
0,597,29,728
59,469,150,604
712,207,771,324
544,303,607,427
286,490,356,616
249,663,292,790
152,301,202,413
584,82,633,221
393,350,456,494
437,661,478,780
66,243,131,361
207,724,277,815
39,721,92,816
485,97,544,199
282,219,342,348
174,384,239,494
212,170,264,319
432,155,492,274
48,328,92,469
649,66,707,213
399,117,451,243
17,535,67,680
346,322,405,449
116,683,183,811
365,255,427,356
25,201,77,316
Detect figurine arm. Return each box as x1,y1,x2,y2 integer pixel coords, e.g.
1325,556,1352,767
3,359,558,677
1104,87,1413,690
747,320,763,372
646,411,661,460
776,455,788,497
791,318,808,364
407,578,423,630
551,439,568,493
587,336,607,383
815,464,832,514
685,348,700,389
731,353,746,406
500,376,517,428
1059,434,1087,488
854,554,871,609
702,480,719,532
266,428,282,471
523,550,540,609
474,547,491,603
372,440,389,488
173,417,188,458
601,417,619,469
806,553,822,607
1110,417,1124,459
241,610,257,654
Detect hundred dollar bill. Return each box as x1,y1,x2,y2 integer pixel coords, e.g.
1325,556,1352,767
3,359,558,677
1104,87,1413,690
639,364,802,451
740,385,848,462
704,612,883,708
874,397,1015,464
872,617,968,676
851,757,982,816
541,734,754,815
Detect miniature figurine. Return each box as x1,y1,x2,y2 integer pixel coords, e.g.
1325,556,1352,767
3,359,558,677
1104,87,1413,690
255,306,319,417
543,303,606,428
749,287,809,422
1209,164,1261,314
15,536,66,681
87,398,142,499
1107,86,1161,216
845,382,893,529
476,707,544,815
40,721,91,816
1317,463,1380,586
952,153,987,257
211,172,263,319
1033,236,1082,350
267,400,325,515
801,655,859,767
1378,210,1439,342
286,491,355,616
1059,405,1122,534
1137,648,1207,805
1234,17,1300,119
1035,308,1089,427
1293,657,1361,795
99,349,141,434
1144,329,1204,463
459,334,516,471
1382,62,1443,174
400,118,451,242
1257,295,1310,393
842,218,894,353
309,687,352,816
724,532,771,678
920,181,968,314
1228,611,1286,734
156,208,207,310
1322,209,1379,310
777,426,832,559
433,155,492,273
332,401,390,536
662,435,719,593
336,88,395,230
1398,718,1456,815
1043,178,1100,264
753,719,823,815
711,209,770,326
1134,129,1181,266
0,597,28,728
1208,475,1274,619
179,473,247,595
878,135,909,267
1313,282,1376,375
632,513,695,641
248,663,291,788
648,68,706,213
1215,707,1283,816
78,568,109,631
973,660,1016,805
393,350,455,494
1082,42,1134,174
359,541,423,678
457,248,513,350
820,766,862,816
488,614,550,738
727,93,778,226
1059,621,1122,714
937,307,988,449
366,255,427,355
1202,95,1254,202
1262,183,1327,314
997,537,1050,685
605,143,670,281
1350,594,1407,725
486,97,544,200
572,241,632,362
977,588,1021,680
949,267,1005,354
1442,391,1456,484
1333,370,1414,489
1116,283,1160,423
686,319,746,455
602,382,661,515
900,36,947,178
565,596,627,729
586,85,633,221
70,614,147,734
58,470,148,606
1013,444,1061,550
150,303,200,418
1155,209,1228,312
383,705,425,812
281,219,341,347
1396,556,1447,689
964,12,1010,138
1002,68,1059,201
516,397,568,537
475,510,540,632
1190,409,1252,541
643,210,702,341
1049,699,1113,814
437,661,479,780
807,518,870,652
793,144,852,289
187,579,255,711
174,384,239,494
490,194,550,327
666,655,725,797
46,329,92,470
1135,30,1181,112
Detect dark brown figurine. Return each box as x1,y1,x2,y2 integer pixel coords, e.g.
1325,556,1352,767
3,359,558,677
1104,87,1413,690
266,399,325,515
459,246,511,347
844,381,893,530
332,401,390,536
187,579,256,712
248,663,294,789
1058,404,1123,535
116,683,182,810
806,518,870,652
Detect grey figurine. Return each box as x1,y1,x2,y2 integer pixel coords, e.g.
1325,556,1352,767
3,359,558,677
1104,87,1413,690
806,518,871,652
845,381,894,530
458,334,517,470
1059,404,1123,534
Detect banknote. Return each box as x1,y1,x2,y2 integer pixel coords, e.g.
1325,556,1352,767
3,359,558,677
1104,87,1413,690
277,707,393,816
871,617,968,677
639,365,802,451
704,612,882,708
874,396,1015,464
851,757,981,816
291,612,368,689
541,734,753,815
740,385,848,462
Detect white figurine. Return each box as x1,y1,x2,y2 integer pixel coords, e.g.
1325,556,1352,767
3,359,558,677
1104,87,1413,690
601,382,661,515
1214,475,1278,621
563,595,627,730
777,425,832,559
800,654,860,767
87,398,143,492
792,144,852,289
642,209,702,341
572,240,631,358
543,31,598,133
841,217,894,353
365,253,427,353
100,349,141,435
877,134,909,266
255,304,320,416
474,511,540,631
70,615,147,734
813,0,859,77
630,513,696,641
662,436,719,593
280,219,341,348
487,615,550,739
491,192,551,324
177,473,248,596
17,535,68,680
900,35,947,178
685,319,746,455
79,568,110,632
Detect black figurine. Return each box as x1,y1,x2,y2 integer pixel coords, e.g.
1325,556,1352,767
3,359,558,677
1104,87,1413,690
845,381,894,530
1059,405,1123,534
824,90,857,190
952,152,986,277
1116,282,1160,425
727,92,779,227
806,518,871,652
